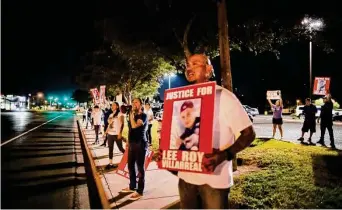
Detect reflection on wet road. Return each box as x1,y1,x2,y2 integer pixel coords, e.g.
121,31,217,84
1,111,91,209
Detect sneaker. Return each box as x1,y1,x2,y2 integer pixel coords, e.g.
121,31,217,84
121,187,135,193
105,164,114,170
308,139,316,145
317,140,326,147
129,192,142,201
297,137,304,141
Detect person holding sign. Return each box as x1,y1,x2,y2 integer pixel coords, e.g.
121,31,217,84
317,95,335,149
121,98,148,201
267,96,284,139
158,54,255,209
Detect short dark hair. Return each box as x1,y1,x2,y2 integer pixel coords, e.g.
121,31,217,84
94,105,99,108
305,98,311,102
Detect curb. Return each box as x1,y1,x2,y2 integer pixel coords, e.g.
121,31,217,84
76,120,110,209
161,199,180,209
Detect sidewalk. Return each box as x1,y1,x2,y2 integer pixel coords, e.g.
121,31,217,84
79,121,179,209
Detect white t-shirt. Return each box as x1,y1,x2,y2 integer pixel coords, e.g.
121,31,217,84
145,109,154,125
177,85,252,189
91,110,102,125
107,112,124,135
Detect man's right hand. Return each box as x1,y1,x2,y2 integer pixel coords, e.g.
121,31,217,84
155,149,163,162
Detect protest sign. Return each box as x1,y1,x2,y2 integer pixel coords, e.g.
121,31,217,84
158,82,216,174
267,90,281,100
313,77,330,96
116,148,154,179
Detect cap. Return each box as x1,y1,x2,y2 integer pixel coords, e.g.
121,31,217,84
180,101,194,113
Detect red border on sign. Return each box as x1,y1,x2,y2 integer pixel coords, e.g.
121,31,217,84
313,77,331,96
116,149,154,180
158,82,216,174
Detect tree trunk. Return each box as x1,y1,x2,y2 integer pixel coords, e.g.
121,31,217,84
217,0,233,91
217,0,237,171
183,15,196,59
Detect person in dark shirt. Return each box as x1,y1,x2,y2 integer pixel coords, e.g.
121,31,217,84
317,95,335,149
121,98,148,201
101,107,113,147
297,98,317,145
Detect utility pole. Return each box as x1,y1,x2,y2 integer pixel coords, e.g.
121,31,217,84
217,0,237,171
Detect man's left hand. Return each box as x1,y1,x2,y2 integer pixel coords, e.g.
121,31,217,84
202,149,227,173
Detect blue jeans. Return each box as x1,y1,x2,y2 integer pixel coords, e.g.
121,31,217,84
128,142,147,194
178,178,230,209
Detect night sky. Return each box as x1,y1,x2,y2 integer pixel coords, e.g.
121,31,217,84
2,0,341,108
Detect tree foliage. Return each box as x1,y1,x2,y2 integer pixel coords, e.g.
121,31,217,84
315,98,340,109
143,0,333,61
72,89,91,103
77,39,176,103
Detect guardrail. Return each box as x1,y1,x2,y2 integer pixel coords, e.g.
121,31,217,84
76,120,110,209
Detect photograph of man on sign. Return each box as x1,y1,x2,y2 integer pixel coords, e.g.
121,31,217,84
171,99,201,151
318,78,326,94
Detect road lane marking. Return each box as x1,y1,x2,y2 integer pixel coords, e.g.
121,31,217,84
1,115,63,147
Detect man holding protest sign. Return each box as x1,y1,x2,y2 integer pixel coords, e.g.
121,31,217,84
158,54,255,209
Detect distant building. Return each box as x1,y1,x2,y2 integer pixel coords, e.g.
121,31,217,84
0,94,27,110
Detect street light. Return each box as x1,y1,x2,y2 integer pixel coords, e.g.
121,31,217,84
164,72,176,89
301,16,324,99
49,96,53,106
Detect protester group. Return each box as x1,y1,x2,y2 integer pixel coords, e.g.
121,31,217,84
81,54,336,209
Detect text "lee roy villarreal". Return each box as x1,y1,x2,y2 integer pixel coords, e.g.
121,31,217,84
165,85,213,100
162,150,204,172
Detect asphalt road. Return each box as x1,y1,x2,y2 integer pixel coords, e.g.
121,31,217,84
1,111,90,209
253,115,342,150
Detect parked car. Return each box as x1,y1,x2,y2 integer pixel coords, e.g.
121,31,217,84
155,110,163,121
243,105,259,116
242,106,254,122
333,109,342,121
295,105,322,119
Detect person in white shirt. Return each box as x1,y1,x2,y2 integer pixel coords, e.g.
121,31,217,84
144,103,154,145
158,54,256,209
91,105,102,144
105,102,125,169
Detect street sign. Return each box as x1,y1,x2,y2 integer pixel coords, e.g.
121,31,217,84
267,90,281,100
313,77,330,96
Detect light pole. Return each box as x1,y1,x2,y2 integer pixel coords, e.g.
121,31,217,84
301,16,323,99
164,73,176,89
49,96,53,106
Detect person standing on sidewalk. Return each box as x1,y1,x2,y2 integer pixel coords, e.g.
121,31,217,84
317,95,335,149
82,108,87,123
158,54,255,209
297,98,317,145
144,102,154,146
105,102,125,169
101,106,113,147
121,98,148,201
86,107,93,129
91,105,102,144
267,97,284,139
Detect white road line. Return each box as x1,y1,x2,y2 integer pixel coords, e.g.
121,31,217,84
1,115,63,147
